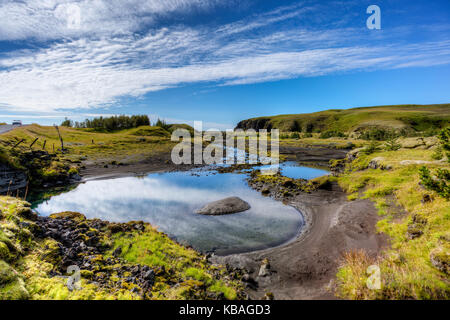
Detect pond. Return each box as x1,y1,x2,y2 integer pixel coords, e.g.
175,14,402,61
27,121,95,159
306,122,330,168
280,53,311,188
33,163,327,255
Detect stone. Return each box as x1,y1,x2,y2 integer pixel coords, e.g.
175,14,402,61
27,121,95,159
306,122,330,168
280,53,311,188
430,248,449,274
369,157,386,170
241,273,258,290
282,180,295,188
195,197,251,215
112,246,122,257
258,258,271,277
421,194,434,204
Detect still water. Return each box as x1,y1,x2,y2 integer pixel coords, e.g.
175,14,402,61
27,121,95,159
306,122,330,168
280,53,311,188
34,164,327,255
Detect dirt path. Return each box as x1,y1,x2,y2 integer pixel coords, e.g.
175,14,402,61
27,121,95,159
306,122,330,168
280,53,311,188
211,184,387,300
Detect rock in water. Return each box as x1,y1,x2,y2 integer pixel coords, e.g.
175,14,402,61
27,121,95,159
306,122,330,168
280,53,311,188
196,197,251,215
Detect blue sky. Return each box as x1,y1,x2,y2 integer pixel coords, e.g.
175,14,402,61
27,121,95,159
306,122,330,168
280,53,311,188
0,0,449,129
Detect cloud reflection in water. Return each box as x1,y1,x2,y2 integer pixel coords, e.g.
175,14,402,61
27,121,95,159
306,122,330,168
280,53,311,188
35,170,304,255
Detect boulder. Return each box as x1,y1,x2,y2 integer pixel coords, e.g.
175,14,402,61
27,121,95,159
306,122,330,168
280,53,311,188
430,248,449,274
195,197,250,215
258,258,271,277
369,157,392,170
369,157,385,169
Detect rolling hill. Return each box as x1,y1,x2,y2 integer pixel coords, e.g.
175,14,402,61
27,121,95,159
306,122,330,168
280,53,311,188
235,104,450,133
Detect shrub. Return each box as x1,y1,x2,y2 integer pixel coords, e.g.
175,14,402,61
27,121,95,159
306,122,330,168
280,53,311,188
432,146,444,160
154,118,171,131
361,141,381,155
290,132,300,139
419,166,450,200
319,130,346,139
361,128,397,141
384,137,401,151
61,117,73,127
74,115,150,131
438,127,450,162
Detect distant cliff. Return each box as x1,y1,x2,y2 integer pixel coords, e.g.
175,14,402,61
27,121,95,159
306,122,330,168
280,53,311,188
235,104,450,133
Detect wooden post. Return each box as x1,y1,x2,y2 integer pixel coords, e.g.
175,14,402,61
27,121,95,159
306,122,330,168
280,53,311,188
13,139,25,148
42,140,47,150
29,137,39,148
7,180,12,196
24,182,29,201
54,125,64,151
53,143,55,153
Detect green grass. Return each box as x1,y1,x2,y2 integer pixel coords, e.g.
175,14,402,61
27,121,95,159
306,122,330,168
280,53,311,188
108,228,241,300
0,124,176,164
335,147,450,299
236,104,450,133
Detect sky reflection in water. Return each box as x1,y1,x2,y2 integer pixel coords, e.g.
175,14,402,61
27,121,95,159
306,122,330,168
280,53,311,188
34,165,326,255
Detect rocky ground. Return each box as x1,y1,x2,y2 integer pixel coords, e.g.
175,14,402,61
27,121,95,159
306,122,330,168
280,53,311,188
35,212,157,298
0,198,245,300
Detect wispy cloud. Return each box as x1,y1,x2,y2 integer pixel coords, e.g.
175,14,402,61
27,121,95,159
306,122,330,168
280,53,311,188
0,0,225,40
0,1,449,113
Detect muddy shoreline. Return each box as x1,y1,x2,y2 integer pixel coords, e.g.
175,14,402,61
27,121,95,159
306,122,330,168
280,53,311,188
211,184,387,300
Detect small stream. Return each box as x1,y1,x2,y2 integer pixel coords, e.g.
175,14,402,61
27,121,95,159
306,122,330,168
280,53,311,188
33,163,328,255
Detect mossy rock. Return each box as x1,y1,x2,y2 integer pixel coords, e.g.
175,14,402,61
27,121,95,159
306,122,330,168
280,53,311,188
39,239,62,264
80,269,94,280
0,242,10,261
0,278,29,300
0,260,16,285
49,211,86,222
16,206,36,220
179,280,207,299
430,248,449,275
107,223,126,234
0,260,29,299
0,230,16,253
18,228,33,243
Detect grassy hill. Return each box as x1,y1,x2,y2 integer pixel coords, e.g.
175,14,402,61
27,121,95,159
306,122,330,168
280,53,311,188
236,104,450,134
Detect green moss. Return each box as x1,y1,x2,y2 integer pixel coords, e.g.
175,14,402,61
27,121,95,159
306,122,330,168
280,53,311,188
209,281,237,300
39,239,62,264
0,259,17,285
185,267,212,283
108,227,242,300
68,167,79,175
0,278,29,300
0,242,10,260
49,211,86,222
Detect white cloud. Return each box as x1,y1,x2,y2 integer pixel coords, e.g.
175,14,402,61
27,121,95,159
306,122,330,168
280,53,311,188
0,0,224,40
0,1,449,114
